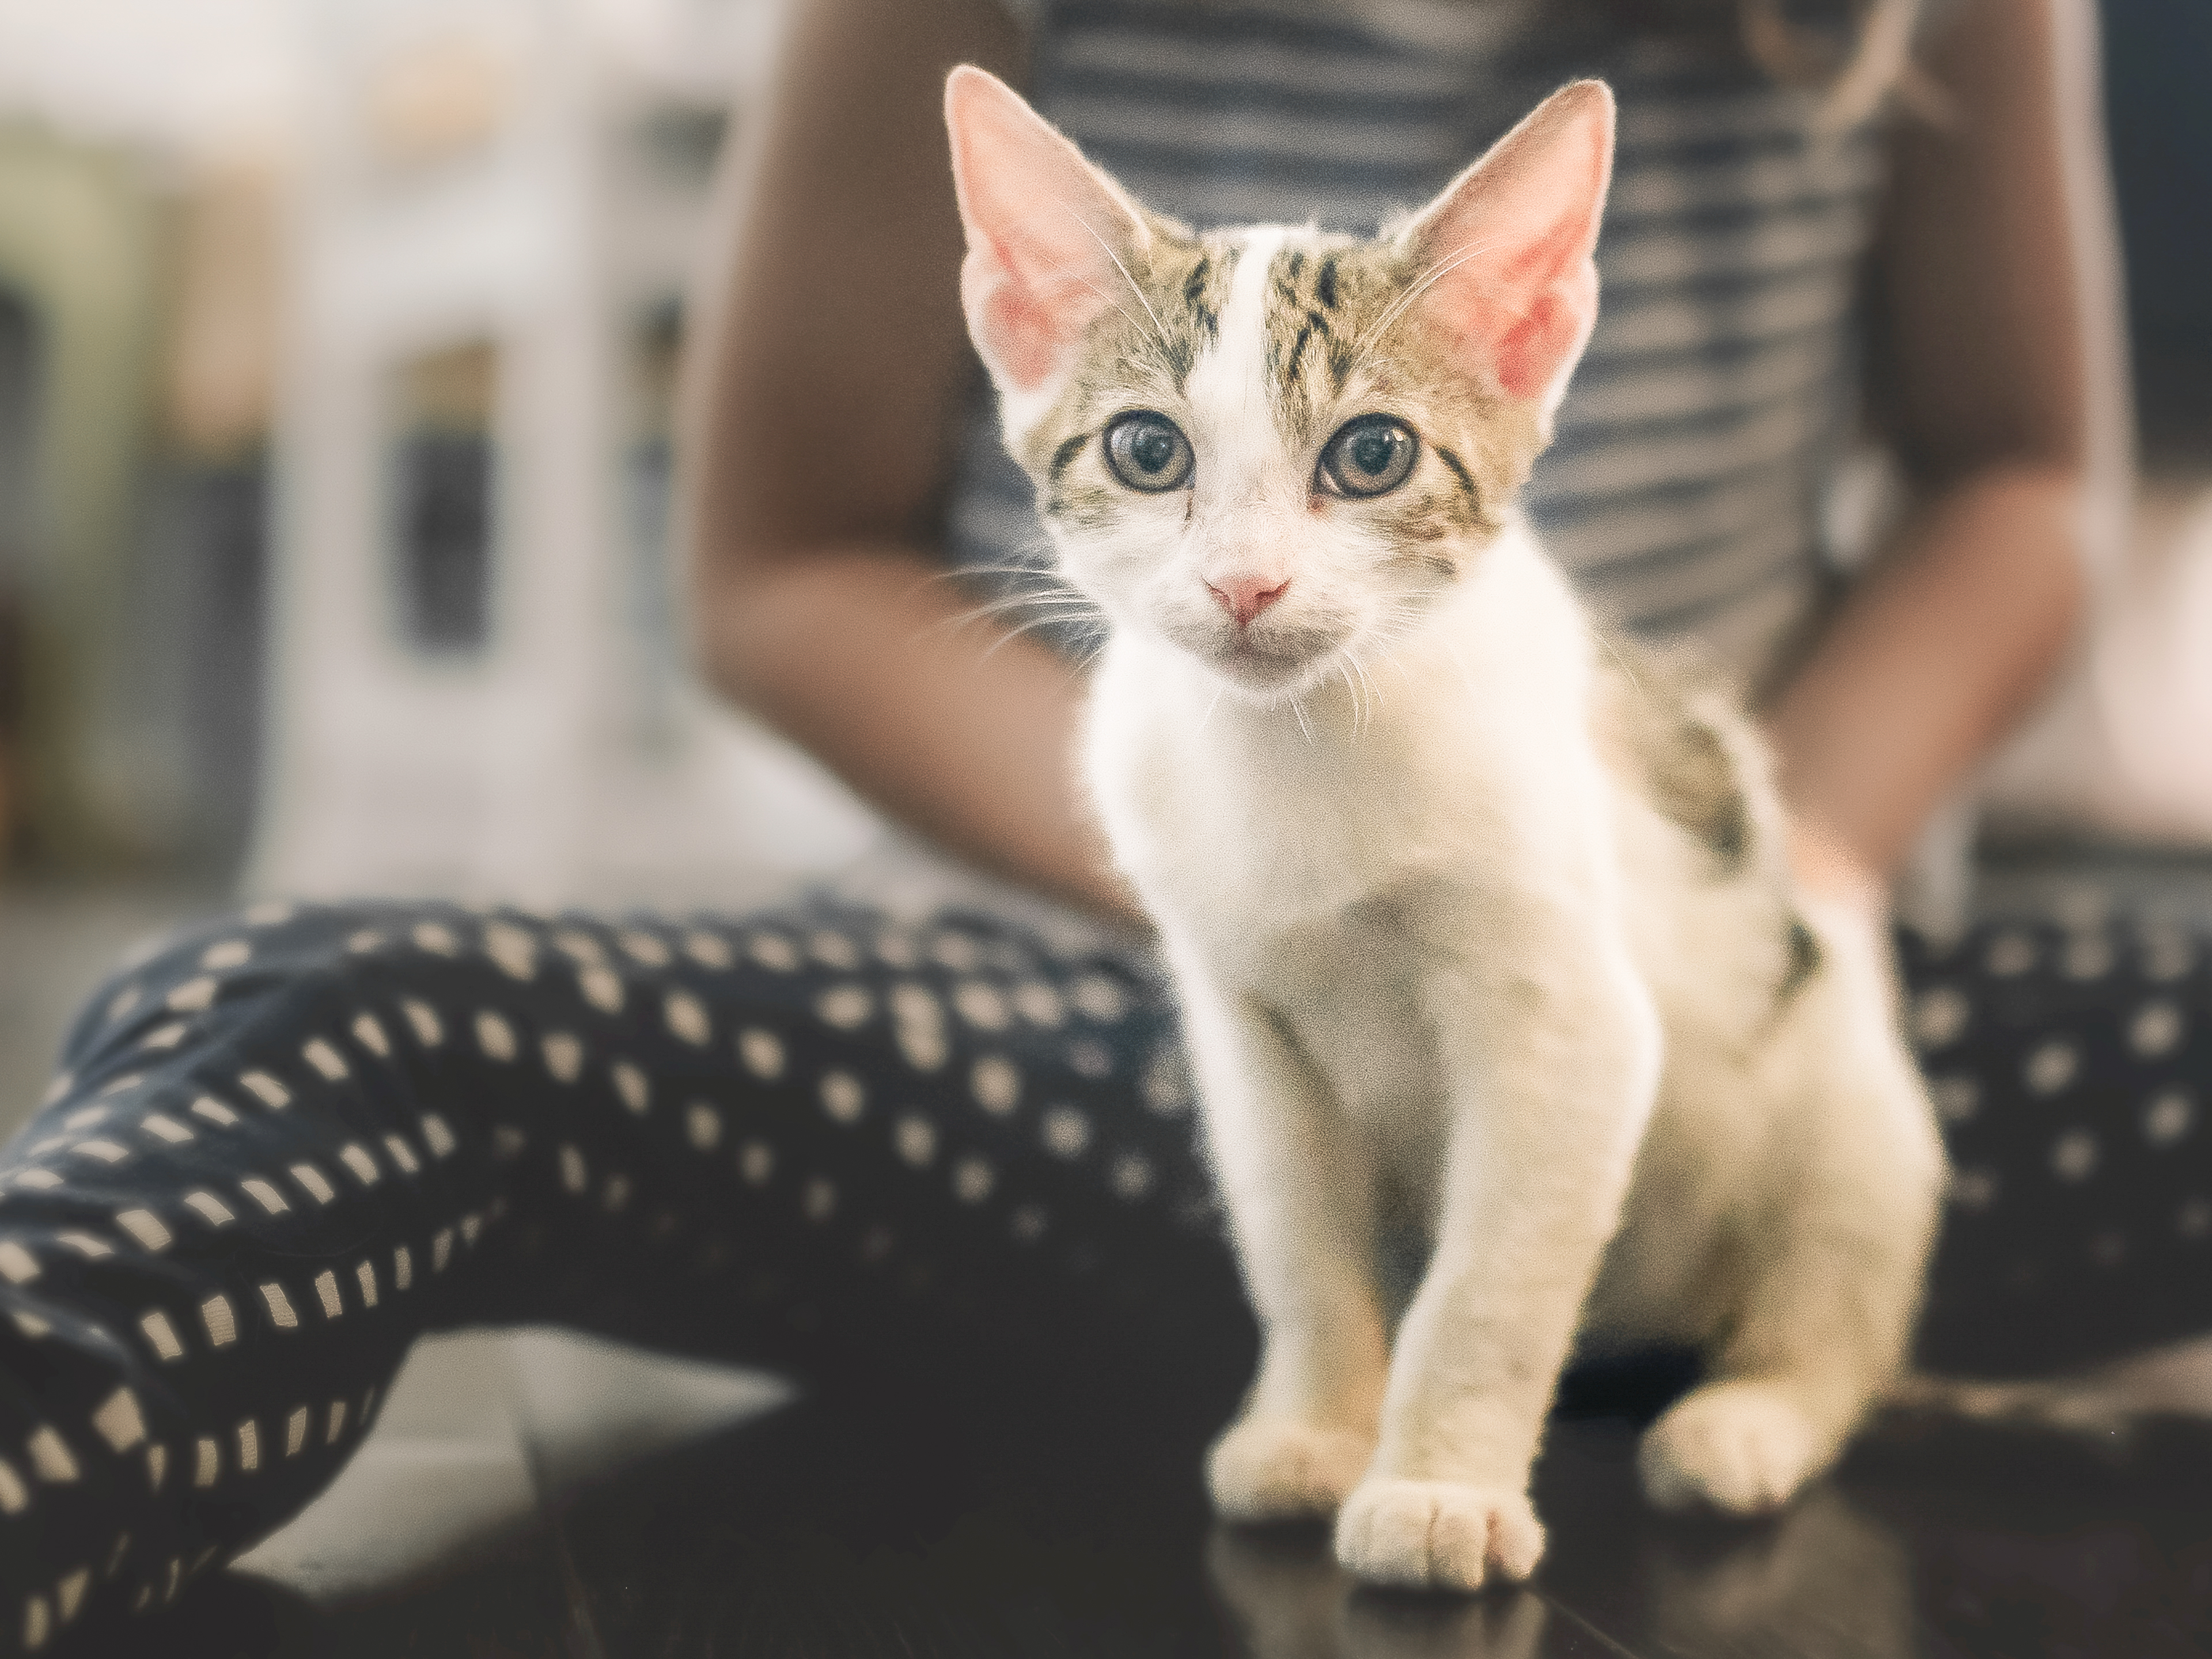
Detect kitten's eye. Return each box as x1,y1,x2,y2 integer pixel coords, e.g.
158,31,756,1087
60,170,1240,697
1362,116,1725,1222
1103,412,1195,493
1318,415,1418,499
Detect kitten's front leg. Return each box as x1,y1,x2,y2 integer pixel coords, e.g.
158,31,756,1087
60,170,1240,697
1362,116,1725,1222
1173,956,1391,1522
1336,921,1661,1590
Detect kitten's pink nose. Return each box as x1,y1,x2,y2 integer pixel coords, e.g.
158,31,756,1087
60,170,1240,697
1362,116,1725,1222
1207,575,1290,629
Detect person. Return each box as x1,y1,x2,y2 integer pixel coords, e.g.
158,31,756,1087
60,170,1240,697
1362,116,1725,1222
0,0,2180,1650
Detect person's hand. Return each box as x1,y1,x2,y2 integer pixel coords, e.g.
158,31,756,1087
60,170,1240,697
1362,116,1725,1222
1788,815,1888,923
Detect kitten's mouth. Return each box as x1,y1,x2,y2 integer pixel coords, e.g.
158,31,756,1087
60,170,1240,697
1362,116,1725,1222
1187,625,1341,700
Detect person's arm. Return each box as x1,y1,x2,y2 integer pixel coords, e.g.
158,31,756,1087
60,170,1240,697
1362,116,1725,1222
678,0,1143,925
1767,0,2131,897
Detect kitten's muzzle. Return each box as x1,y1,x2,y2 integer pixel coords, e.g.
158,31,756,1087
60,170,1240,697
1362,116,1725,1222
1206,575,1290,630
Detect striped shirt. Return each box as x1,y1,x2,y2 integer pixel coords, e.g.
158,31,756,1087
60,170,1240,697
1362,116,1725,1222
946,0,1887,683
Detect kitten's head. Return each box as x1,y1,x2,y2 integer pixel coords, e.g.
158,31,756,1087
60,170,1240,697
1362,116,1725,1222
945,67,1614,705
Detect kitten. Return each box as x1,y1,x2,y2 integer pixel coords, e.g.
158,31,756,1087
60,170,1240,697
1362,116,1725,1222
945,67,1945,1591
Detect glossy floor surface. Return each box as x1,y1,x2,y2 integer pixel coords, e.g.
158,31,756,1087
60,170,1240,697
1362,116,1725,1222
70,1328,2212,1659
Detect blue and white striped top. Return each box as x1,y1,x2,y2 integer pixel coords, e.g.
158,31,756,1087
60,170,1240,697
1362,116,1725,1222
946,0,1887,683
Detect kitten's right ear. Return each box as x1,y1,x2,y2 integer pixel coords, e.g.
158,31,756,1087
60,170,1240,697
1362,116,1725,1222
945,66,1151,400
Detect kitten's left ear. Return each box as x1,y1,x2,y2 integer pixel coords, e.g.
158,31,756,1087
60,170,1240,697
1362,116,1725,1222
945,66,1153,404
1397,80,1615,422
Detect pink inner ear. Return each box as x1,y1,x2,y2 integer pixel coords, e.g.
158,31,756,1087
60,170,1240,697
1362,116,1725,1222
947,66,1145,395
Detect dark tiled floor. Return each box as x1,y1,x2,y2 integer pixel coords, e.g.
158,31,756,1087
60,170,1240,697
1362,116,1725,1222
93,1366,2212,1659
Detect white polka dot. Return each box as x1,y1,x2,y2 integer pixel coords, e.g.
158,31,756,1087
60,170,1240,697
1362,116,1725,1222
286,1407,309,1456
809,930,861,970
240,1071,290,1110
972,1056,1021,1115
475,1012,517,1062
347,929,385,954
63,1105,107,1130
183,1191,234,1227
92,1387,146,1454
820,1070,866,1124
740,1141,774,1185
1068,1039,1112,1079
579,965,624,1014
552,929,604,965
165,979,217,1014
892,984,949,1071
1949,1166,1999,1212
105,986,140,1024
200,1296,237,1348
302,1039,349,1082
402,1001,444,1047
240,1179,288,1216
419,1113,458,1158
1108,1153,1156,1201
382,1134,421,1175
2130,1001,2185,1059
2139,928,2195,983
351,1014,391,1058
801,1178,836,1222
139,1311,183,1361
0,1244,37,1285
324,1400,347,1443
433,1229,454,1271
2145,1089,2195,1147
894,1115,937,1166
27,1426,78,1483
484,922,538,980
687,1103,723,1150
355,1261,378,1308
1911,986,1970,1050
612,1061,650,1115
259,1283,297,1330
952,981,1010,1031
24,1596,47,1651
815,984,874,1031
1984,931,2037,978
683,931,734,970
2179,1198,2212,1240
244,900,293,926
616,929,670,968
2024,1040,2080,1096
874,931,920,969
950,1156,995,1204
2050,1129,2099,1182
738,1028,785,1081
189,1097,238,1129
141,1114,193,1146
1041,1105,1091,1158
140,1024,188,1051
559,1146,588,1194
37,1074,70,1108
72,1141,130,1165
1013,982,1065,1028
1070,974,1129,1022
96,1073,143,1099
338,1144,381,1187
290,1164,336,1205
115,1211,171,1252
55,1571,85,1625
665,990,711,1047
201,940,251,971
412,922,459,957
55,1233,111,1260
1930,1076,1979,1125
749,933,800,973
541,1032,584,1083
1010,1204,1048,1244
2061,935,2115,980
0,1460,24,1514
930,931,983,973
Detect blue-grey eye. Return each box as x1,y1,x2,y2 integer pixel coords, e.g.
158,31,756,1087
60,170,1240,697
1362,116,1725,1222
1103,412,1194,493
1319,415,1418,498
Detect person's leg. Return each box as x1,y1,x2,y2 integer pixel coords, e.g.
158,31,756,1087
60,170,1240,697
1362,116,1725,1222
0,896,1249,1652
1904,907,2212,1375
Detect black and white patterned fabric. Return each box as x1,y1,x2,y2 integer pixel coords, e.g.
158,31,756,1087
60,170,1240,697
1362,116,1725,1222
0,893,2207,1652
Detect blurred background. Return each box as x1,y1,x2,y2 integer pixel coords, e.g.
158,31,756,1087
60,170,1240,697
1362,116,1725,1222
0,0,2206,1128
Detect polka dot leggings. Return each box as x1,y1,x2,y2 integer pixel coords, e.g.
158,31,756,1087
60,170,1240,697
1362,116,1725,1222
0,893,2206,1653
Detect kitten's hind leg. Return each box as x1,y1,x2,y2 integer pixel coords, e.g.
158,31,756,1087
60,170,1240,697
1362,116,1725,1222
1639,918,1944,1516
1175,968,1390,1522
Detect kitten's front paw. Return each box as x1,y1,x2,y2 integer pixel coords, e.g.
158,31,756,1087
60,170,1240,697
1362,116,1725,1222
1208,1416,1374,1521
1333,1478,1545,1591
1638,1380,1827,1516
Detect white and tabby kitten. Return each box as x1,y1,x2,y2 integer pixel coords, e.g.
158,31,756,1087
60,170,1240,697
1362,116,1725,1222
945,66,1944,1592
